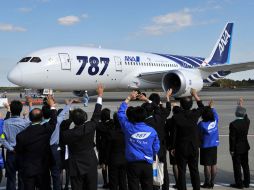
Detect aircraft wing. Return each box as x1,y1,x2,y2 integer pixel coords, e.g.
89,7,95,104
138,61,254,83
137,71,168,83
199,61,254,73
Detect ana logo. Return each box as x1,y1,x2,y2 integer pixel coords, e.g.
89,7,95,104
131,132,151,140
207,121,216,131
125,56,140,62
218,30,231,56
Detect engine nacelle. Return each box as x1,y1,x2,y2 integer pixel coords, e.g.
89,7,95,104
72,90,97,97
162,70,203,97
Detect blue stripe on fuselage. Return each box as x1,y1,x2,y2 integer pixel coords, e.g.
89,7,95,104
190,56,205,64
203,79,210,83
153,53,205,68
170,55,201,67
213,73,221,79
208,75,216,82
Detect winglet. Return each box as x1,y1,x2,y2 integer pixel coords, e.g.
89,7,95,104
203,23,234,66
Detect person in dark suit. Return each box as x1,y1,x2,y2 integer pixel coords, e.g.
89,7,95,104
60,84,104,190
118,91,160,190
96,108,113,189
165,105,182,189
15,96,57,190
229,98,250,189
140,90,172,190
59,115,73,190
171,89,204,190
105,113,127,190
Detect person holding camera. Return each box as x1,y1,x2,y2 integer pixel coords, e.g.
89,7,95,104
117,91,160,190
140,89,172,190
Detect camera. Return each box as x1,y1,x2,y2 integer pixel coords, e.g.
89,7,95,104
136,90,142,95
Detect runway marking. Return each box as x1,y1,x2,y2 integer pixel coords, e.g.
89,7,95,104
219,134,254,137
0,183,253,190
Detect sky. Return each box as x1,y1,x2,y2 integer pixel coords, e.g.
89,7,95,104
0,0,254,86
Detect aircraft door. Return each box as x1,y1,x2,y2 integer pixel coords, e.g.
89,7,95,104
59,53,71,70
114,56,122,72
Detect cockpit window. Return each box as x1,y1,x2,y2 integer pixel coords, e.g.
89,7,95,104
30,57,41,63
19,57,31,62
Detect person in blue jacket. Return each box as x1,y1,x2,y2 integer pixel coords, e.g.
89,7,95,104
118,91,160,190
198,100,219,189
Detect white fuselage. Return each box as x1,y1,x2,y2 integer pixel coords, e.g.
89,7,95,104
8,46,184,91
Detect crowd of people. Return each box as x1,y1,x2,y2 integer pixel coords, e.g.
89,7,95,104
0,85,251,190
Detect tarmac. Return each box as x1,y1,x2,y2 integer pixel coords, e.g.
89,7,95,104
0,89,254,189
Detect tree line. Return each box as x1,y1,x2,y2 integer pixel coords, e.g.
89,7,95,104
211,79,254,88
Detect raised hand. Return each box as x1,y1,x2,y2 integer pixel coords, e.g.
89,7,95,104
3,102,10,111
47,95,55,108
238,97,243,107
190,88,197,96
191,88,200,101
166,89,173,101
97,84,104,97
129,91,138,101
138,94,149,102
26,96,33,107
22,108,29,117
64,99,75,105
208,100,214,108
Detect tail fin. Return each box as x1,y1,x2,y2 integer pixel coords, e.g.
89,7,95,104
204,23,234,66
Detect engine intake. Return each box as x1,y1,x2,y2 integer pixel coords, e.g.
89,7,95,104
162,70,203,97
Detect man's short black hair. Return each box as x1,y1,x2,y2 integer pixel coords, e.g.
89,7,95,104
141,102,155,117
180,96,193,110
71,108,88,126
113,112,121,129
132,106,147,123
172,106,182,115
149,93,161,105
126,106,135,123
202,106,215,122
42,105,51,119
10,100,23,116
29,108,43,123
101,108,111,122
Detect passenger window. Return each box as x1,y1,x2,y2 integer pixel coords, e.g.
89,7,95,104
19,57,31,62
30,57,41,63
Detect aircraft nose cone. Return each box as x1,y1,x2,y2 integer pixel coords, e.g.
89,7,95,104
7,66,23,85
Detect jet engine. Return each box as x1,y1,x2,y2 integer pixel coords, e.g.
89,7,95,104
162,70,203,97
72,90,97,97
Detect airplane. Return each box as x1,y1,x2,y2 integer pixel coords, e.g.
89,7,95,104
7,23,254,97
